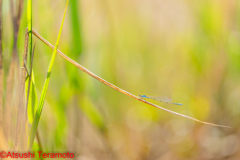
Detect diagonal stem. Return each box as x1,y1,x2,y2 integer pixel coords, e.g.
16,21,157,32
32,29,230,128
13,29,29,151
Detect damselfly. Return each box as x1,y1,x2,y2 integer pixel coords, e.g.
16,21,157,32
139,95,183,106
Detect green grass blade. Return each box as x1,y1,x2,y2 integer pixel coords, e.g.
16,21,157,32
68,0,83,90
26,0,37,124
69,0,82,57
28,0,70,150
25,71,38,124
27,0,32,59
79,95,106,133
25,43,38,124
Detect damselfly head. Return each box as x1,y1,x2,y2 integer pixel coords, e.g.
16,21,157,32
139,95,146,98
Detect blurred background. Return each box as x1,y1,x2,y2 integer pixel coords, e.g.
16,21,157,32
1,0,240,159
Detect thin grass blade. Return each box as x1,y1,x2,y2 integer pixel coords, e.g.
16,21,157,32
25,42,38,124
0,0,2,126
27,0,32,59
79,95,106,133
25,72,38,124
28,0,70,150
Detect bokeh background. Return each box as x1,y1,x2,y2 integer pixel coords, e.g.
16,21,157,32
2,0,240,159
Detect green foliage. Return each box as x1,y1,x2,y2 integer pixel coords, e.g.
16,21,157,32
28,0,70,150
27,0,32,62
25,71,38,124
79,95,106,133
67,0,83,90
3,0,240,158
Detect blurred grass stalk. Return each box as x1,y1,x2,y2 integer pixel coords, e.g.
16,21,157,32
4,0,23,145
24,0,39,151
0,0,2,129
12,0,34,151
27,0,32,60
69,1,115,157
13,32,33,152
68,0,83,155
28,0,70,150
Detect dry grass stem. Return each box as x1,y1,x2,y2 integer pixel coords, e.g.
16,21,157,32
32,29,230,128
13,30,31,152
4,0,24,143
